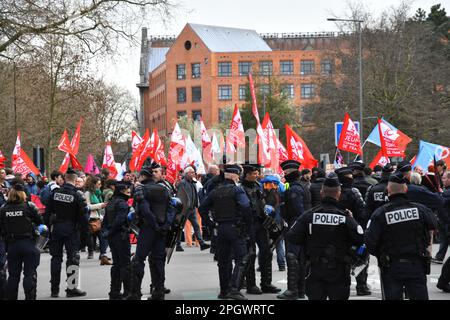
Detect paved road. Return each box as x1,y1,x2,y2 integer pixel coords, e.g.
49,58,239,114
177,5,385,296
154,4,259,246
11,243,450,300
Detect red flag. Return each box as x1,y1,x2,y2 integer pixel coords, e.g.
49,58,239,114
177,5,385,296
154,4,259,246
248,74,260,123
71,118,82,155
285,125,318,169
338,113,362,155
59,118,82,173
200,118,214,164
229,104,245,148
165,123,185,182
131,130,143,153
378,118,411,157
69,154,84,171
58,130,73,154
12,131,40,177
152,129,167,166
369,149,390,169
136,130,154,171
260,113,279,170
102,142,118,179
0,150,7,169
130,129,149,172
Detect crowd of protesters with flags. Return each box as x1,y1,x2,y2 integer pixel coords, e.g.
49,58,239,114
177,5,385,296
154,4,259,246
0,75,450,299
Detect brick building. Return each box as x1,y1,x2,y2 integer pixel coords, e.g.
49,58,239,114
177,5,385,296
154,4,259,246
137,23,343,136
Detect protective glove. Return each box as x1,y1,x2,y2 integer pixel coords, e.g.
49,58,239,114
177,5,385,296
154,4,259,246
127,209,136,222
264,205,275,216
38,224,48,234
170,197,183,210
357,244,366,256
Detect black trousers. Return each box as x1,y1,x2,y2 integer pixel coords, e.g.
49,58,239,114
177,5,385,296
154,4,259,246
306,264,351,300
380,260,428,300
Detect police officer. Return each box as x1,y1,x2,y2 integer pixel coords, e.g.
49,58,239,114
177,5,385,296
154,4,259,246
365,164,395,219
277,160,307,300
44,168,88,298
0,182,45,300
335,167,370,296
349,162,372,199
149,161,171,296
102,182,132,300
128,165,171,300
241,164,280,295
287,176,365,300
365,172,437,300
199,164,252,300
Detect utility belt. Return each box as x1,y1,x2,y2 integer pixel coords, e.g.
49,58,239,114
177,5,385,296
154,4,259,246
309,254,352,267
379,252,431,274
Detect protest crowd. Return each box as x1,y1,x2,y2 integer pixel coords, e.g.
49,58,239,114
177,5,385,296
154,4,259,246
0,100,449,301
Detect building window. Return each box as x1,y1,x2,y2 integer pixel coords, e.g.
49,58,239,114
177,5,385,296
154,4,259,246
192,110,202,121
301,84,315,99
192,86,201,102
300,60,315,75
259,61,273,76
238,61,252,76
177,87,186,103
177,64,186,80
177,111,187,119
192,63,201,78
281,84,294,99
321,59,333,75
239,85,247,100
218,85,232,100
218,62,232,77
280,60,294,75
259,84,270,95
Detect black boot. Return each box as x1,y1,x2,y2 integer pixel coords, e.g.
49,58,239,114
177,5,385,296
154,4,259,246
66,288,87,297
277,253,299,300
149,288,165,300
50,272,60,298
260,255,281,293
127,264,142,300
226,288,248,300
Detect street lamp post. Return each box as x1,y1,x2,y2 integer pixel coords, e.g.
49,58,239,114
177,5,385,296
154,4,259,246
328,18,364,161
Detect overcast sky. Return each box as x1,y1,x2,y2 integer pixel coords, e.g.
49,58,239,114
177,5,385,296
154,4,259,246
96,0,443,101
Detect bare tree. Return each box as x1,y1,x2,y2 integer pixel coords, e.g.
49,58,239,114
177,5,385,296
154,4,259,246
0,0,177,57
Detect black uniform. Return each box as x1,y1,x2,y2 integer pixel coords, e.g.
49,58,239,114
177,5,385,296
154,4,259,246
44,182,88,297
0,201,43,300
288,196,364,300
364,175,389,219
241,179,279,294
336,170,369,295
199,174,252,300
310,177,325,207
103,192,131,300
129,178,171,300
366,192,437,300
278,163,308,300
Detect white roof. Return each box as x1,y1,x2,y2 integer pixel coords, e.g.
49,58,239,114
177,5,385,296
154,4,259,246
147,47,169,73
189,23,272,52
